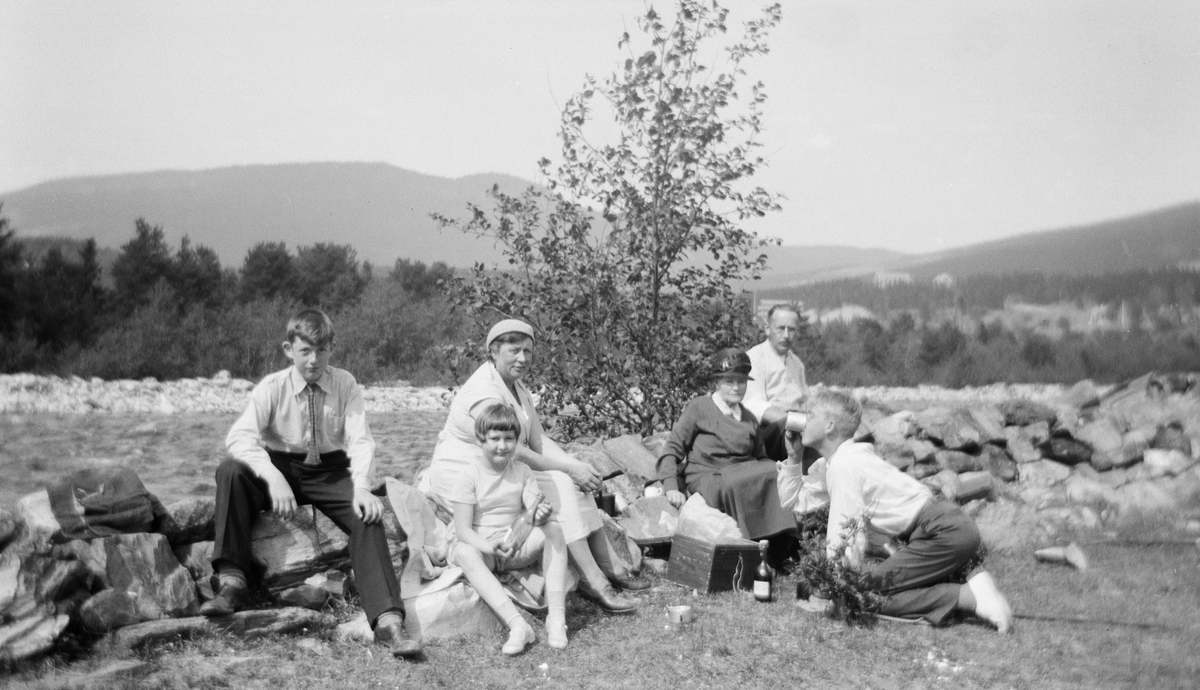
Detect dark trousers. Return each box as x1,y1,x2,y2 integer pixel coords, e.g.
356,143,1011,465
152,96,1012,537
864,499,980,626
212,451,405,626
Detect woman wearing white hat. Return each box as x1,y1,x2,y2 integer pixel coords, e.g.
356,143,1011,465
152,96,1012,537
419,319,645,613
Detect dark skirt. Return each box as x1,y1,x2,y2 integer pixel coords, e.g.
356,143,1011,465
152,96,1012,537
687,460,798,541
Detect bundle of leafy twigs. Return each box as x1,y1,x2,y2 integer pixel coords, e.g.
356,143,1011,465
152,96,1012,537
795,511,883,627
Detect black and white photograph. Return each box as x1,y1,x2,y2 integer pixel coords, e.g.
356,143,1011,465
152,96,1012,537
2,1,1198,687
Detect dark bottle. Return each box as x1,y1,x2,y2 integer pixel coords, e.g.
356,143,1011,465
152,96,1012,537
500,495,543,552
754,539,774,602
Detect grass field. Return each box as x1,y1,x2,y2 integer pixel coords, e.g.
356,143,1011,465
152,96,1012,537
2,413,1199,689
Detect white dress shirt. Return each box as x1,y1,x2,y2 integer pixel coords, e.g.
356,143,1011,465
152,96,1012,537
226,365,376,490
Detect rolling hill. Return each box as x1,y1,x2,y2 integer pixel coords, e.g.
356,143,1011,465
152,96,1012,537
2,163,1197,286
0,162,530,269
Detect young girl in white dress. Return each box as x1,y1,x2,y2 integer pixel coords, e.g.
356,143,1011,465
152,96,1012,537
449,403,570,655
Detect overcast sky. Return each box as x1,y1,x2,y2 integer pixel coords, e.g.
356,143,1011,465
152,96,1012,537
2,0,1197,252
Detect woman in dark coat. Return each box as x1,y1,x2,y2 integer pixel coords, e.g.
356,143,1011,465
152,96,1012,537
655,348,799,544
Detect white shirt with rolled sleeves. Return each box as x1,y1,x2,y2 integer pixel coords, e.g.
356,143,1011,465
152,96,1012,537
225,366,377,491
742,340,807,422
819,440,931,565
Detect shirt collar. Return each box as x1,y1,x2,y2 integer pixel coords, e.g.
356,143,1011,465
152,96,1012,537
290,367,330,395
711,392,742,419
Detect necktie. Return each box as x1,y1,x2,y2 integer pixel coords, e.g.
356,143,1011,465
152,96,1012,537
304,383,322,465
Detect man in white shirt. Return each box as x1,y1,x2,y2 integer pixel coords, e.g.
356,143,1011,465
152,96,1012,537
780,390,1012,632
743,304,811,464
203,309,420,658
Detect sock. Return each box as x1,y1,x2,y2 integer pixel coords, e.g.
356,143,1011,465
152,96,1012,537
546,590,567,627
505,612,529,630
375,610,403,629
216,564,248,591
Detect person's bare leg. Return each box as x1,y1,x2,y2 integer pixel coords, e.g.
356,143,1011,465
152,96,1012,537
541,523,569,649
451,544,535,654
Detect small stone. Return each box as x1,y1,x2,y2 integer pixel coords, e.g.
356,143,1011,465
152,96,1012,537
278,584,331,610
294,637,331,656
1034,543,1089,570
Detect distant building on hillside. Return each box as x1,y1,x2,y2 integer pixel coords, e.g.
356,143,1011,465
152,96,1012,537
933,273,955,288
872,272,912,288
1178,259,1200,273
819,304,877,324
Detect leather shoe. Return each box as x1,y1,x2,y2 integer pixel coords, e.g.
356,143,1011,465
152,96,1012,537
578,582,637,614
609,572,652,591
375,618,422,659
199,582,249,617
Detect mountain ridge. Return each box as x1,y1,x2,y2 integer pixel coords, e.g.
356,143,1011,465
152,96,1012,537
3,163,1197,284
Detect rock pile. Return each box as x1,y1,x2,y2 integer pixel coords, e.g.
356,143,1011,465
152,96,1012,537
1,370,1197,664
0,372,453,415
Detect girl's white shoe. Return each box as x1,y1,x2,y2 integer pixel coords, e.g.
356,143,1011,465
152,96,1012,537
502,624,537,656
547,617,568,650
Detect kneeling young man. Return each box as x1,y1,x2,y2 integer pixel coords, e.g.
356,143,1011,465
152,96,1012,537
780,390,1012,632
202,309,419,658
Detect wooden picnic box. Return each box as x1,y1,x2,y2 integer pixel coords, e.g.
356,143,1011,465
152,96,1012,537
666,534,762,594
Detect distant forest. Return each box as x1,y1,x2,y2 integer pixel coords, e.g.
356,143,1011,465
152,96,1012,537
2,211,1198,390
0,214,462,385
762,269,1200,315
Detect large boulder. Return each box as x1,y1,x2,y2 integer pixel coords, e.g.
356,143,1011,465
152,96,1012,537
618,496,678,543
870,411,914,445
914,407,982,450
1142,449,1195,478
1019,460,1073,487
158,498,216,547
1075,416,1125,471
996,399,1058,427
250,509,351,593
173,541,215,601
1112,478,1180,520
874,440,915,471
594,513,643,576
0,552,93,662
905,438,938,464
1002,426,1043,464
1063,475,1118,507
964,404,1006,444
933,450,982,474
1038,436,1093,466
571,442,641,508
0,509,20,551
78,533,199,620
979,444,1018,482
1151,422,1193,457
77,589,145,633
1061,379,1101,409
601,435,659,486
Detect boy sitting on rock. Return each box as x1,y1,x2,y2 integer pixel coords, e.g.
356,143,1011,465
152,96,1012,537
201,309,419,658
779,390,1012,632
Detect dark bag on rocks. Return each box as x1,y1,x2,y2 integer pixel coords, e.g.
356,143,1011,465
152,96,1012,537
46,468,162,540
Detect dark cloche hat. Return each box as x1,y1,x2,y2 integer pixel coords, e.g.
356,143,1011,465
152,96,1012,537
709,347,754,379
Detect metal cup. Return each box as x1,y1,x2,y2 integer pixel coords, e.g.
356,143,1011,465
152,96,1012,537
666,605,694,625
